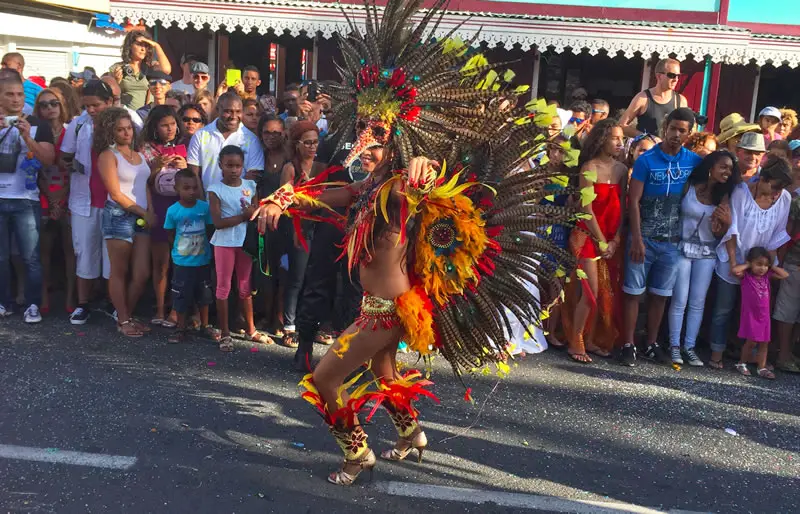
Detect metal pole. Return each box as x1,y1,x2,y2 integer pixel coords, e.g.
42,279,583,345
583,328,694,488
530,47,541,99
698,55,712,131
749,66,761,123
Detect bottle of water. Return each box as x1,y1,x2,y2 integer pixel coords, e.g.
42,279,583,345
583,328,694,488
20,152,42,191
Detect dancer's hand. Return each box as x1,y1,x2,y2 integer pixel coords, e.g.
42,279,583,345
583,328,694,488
407,156,438,190
253,203,283,233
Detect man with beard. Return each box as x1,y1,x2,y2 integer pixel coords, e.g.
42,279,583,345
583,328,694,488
187,92,263,192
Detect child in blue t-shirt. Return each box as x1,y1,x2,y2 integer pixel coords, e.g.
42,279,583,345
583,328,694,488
163,168,217,343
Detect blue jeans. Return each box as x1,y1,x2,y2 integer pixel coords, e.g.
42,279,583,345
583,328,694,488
709,276,740,353
667,256,716,349
0,199,42,307
622,237,680,297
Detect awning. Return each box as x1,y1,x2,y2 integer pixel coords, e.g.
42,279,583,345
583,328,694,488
748,34,800,69
109,0,800,67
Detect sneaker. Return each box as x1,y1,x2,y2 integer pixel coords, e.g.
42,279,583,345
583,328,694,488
684,348,704,367
0,304,12,317
70,306,90,325
24,304,42,324
670,346,684,365
644,343,670,363
620,344,636,367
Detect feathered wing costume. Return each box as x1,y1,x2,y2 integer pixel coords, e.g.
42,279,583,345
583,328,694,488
260,0,585,483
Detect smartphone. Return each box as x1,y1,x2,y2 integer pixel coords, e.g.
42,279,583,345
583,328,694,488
226,68,242,87
306,81,318,103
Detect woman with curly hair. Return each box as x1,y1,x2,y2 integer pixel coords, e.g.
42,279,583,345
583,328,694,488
562,118,627,363
684,131,718,157
95,107,153,338
110,30,171,111
667,151,737,366
779,108,798,139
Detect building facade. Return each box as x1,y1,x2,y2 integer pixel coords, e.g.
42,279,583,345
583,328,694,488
105,0,799,130
0,1,126,83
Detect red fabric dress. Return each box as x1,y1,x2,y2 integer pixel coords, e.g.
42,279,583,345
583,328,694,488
562,182,623,352
575,183,622,258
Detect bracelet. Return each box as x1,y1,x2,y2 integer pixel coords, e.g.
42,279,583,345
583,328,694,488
261,183,295,212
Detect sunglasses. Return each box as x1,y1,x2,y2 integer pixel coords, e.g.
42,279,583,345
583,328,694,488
661,72,681,80
37,100,60,109
592,109,607,114
568,117,585,124
263,130,283,136
193,74,209,80
300,139,319,147
182,116,203,124
149,79,169,86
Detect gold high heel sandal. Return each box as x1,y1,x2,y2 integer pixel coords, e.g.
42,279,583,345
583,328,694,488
327,449,377,485
327,425,376,486
381,428,428,463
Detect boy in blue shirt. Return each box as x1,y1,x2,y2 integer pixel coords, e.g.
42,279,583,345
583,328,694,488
622,107,702,366
164,168,217,343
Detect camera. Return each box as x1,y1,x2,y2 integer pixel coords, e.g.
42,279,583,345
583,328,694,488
123,64,135,77
3,116,19,128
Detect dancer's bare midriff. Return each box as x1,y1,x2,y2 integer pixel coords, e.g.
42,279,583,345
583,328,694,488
359,229,410,300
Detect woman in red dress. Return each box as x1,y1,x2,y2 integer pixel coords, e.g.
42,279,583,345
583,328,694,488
564,119,627,362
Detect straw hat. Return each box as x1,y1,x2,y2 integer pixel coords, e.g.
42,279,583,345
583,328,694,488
717,113,760,143
736,132,766,153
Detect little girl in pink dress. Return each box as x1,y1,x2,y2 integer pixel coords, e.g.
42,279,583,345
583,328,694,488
733,246,788,379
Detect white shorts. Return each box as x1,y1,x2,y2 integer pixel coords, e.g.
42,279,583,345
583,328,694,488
71,207,110,280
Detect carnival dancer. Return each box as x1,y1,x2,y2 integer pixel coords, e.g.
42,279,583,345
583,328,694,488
253,0,580,486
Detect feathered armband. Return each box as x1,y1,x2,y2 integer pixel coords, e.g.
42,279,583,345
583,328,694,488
258,166,348,251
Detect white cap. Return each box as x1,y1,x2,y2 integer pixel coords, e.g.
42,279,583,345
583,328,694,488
758,106,782,120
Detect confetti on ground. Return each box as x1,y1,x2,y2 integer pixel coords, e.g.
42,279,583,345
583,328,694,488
207,362,216,366
250,347,258,352
725,428,738,436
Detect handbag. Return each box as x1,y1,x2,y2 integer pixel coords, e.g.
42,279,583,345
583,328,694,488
152,144,186,196
243,221,272,277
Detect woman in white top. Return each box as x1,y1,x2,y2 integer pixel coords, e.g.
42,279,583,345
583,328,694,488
667,151,737,367
709,156,792,368
96,108,153,338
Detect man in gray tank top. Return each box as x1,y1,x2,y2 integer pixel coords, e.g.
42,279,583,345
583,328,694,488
620,58,688,137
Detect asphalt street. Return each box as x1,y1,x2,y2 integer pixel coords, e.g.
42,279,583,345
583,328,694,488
0,312,798,514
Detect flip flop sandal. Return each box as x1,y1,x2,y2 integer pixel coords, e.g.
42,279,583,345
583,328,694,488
247,330,274,345
131,318,152,332
161,318,177,329
735,362,751,376
203,325,222,342
282,331,299,348
117,320,144,338
219,336,235,352
568,352,593,364
708,359,724,370
757,367,775,380
150,317,165,326
315,331,335,345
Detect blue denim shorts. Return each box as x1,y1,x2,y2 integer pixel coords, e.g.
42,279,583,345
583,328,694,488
622,237,680,297
102,201,146,243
